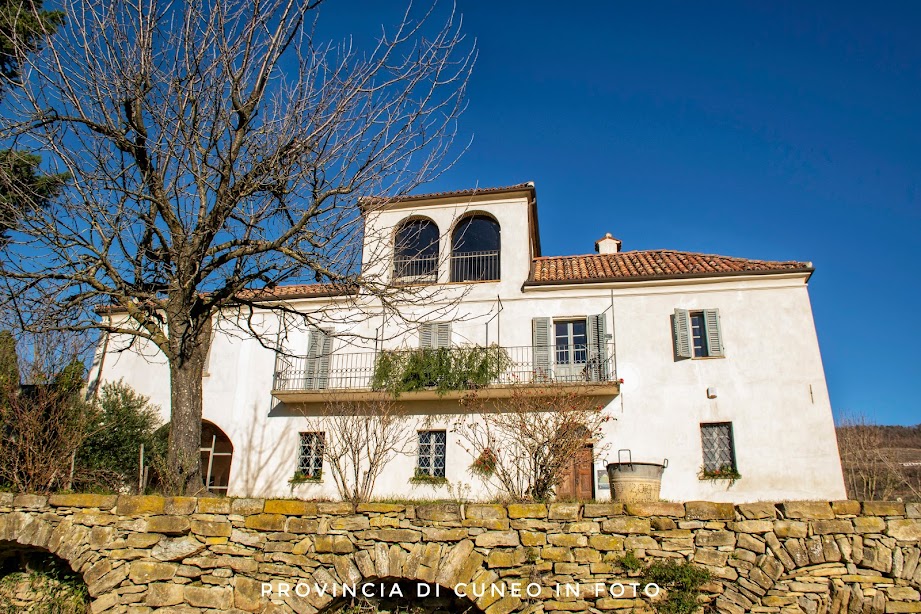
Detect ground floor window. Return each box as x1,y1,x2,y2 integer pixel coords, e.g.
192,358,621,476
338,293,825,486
700,422,736,473
417,430,446,478
297,432,325,479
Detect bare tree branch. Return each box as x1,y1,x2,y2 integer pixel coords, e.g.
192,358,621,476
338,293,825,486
0,0,474,493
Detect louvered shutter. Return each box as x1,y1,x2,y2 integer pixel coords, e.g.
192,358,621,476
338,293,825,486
304,328,332,389
419,323,451,349
587,313,609,382
316,330,333,389
532,317,551,381
435,323,452,348
419,323,435,349
703,309,724,357
673,309,692,359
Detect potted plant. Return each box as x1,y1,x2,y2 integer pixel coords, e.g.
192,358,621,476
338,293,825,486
289,470,322,484
698,464,741,485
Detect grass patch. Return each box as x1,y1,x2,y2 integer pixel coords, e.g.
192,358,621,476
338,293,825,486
0,553,88,614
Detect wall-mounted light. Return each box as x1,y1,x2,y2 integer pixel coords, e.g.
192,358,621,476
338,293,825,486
707,387,717,399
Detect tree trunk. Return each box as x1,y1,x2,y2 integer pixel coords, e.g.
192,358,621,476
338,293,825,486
166,317,211,495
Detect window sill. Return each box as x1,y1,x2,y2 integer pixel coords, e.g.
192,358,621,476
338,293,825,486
409,476,448,486
289,477,323,485
698,472,741,482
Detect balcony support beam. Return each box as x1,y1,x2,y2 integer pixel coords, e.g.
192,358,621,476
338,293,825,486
271,382,620,405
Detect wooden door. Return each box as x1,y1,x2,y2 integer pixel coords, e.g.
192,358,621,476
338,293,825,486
557,443,594,500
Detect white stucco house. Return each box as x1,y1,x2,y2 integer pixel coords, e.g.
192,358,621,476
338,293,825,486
88,182,846,502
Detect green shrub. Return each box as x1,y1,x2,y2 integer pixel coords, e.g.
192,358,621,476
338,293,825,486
615,549,645,572
642,559,711,614
75,381,162,492
371,345,510,397
0,552,88,614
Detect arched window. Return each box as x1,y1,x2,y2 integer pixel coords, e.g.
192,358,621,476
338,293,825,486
451,214,500,281
393,217,439,282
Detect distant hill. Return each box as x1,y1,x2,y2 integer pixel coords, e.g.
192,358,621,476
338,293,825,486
836,422,921,502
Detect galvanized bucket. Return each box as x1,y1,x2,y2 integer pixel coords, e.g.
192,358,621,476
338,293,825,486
607,450,667,503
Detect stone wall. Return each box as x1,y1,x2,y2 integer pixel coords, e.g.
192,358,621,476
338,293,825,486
0,494,919,614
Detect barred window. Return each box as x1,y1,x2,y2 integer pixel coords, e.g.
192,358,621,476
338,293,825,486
298,432,325,479
417,430,446,478
700,423,735,473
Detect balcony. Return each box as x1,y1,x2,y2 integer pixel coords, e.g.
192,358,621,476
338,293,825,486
450,250,500,282
271,343,619,404
392,254,439,284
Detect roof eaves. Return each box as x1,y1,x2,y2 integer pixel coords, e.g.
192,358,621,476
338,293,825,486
359,183,536,211
523,266,815,287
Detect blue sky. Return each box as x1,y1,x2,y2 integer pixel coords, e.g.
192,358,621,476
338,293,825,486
319,1,920,425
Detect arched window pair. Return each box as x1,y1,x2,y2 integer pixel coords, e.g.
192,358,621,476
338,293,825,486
393,214,500,283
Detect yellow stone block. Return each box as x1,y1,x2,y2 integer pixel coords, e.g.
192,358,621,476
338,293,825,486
117,495,166,515
196,497,231,514
264,499,319,515
48,494,118,509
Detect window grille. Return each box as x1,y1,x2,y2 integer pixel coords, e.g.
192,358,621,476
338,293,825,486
417,430,447,478
298,432,325,478
700,423,735,472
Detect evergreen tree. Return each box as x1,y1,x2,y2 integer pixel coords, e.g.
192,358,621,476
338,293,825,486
0,329,18,388
0,0,68,239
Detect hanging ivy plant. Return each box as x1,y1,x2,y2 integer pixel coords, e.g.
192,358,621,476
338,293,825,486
371,345,511,397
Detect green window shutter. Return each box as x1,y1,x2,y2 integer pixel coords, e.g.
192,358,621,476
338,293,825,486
587,313,609,381
703,309,724,357
673,308,692,359
316,330,334,389
304,328,333,389
419,323,435,349
532,317,551,381
435,322,452,348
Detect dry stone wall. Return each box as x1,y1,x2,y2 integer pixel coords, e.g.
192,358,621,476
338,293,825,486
0,494,919,614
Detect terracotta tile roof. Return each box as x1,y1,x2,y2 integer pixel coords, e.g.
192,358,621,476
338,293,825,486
360,182,535,208
527,250,812,285
96,283,352,313
233,283,353,301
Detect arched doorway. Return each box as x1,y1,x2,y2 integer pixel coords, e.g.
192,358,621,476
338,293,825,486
200,420,233,495
393,217,440,282
450,214,501,281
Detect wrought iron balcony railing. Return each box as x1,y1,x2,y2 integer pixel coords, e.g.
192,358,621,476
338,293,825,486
450,250,500,282
272,342,617,394
392,254,439,284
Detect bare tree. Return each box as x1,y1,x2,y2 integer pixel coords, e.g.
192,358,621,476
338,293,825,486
0,0,473,493
318,398,414,504
0,342,97,492
453,387,613,502
836,413,920,501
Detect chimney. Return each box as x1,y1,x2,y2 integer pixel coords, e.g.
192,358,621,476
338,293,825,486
594,233,622,255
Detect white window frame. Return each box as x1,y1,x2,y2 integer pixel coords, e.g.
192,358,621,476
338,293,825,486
297,432,325,479
416,430,447,478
